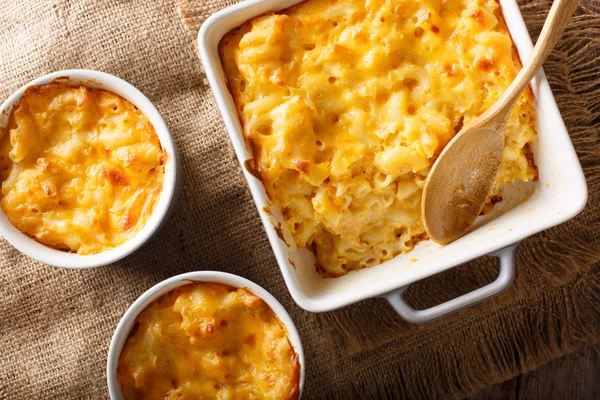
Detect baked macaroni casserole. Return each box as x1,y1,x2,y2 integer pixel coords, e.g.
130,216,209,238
220,0,538,276
0,83,165,254
117,283,301,400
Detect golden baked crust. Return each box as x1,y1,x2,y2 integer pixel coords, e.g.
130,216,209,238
117,283,301,400
0,83,165,254
220,0,538,276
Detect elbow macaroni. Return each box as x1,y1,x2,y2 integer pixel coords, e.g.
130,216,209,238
220,0,538,276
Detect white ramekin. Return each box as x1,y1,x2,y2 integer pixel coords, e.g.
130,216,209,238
0,69,180,268
198,0,588,322
106,271,305,399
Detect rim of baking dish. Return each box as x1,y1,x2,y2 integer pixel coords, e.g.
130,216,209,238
0,69,179,269
106,271,306,400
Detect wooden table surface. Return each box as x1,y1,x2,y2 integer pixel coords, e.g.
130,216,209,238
470,344,600,399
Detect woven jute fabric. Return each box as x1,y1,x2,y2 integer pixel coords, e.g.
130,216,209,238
0,0,598,398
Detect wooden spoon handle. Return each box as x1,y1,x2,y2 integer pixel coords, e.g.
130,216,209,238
496,0,580,112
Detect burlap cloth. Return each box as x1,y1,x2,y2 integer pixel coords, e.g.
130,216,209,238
0,0,598,398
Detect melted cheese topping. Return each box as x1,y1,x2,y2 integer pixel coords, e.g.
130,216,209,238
117,283,301,400
0,83,165,255
220,0,538,276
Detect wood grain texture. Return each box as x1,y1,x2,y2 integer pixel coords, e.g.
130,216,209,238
471,344,600,399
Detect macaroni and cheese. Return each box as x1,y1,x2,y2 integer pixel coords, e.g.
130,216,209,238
117,283,301,400
220,0,538,276
0,83,165,254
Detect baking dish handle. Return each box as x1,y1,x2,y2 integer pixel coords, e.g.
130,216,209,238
384,244,517,324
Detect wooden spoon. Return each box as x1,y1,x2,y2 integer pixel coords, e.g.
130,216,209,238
422,0,580,244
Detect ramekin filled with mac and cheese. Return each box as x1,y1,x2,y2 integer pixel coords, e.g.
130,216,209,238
0,70,179,268
107,271,305,400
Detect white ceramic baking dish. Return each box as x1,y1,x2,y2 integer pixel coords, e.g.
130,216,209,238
198,0,587,323
0,70,180,269
107,271,305,399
